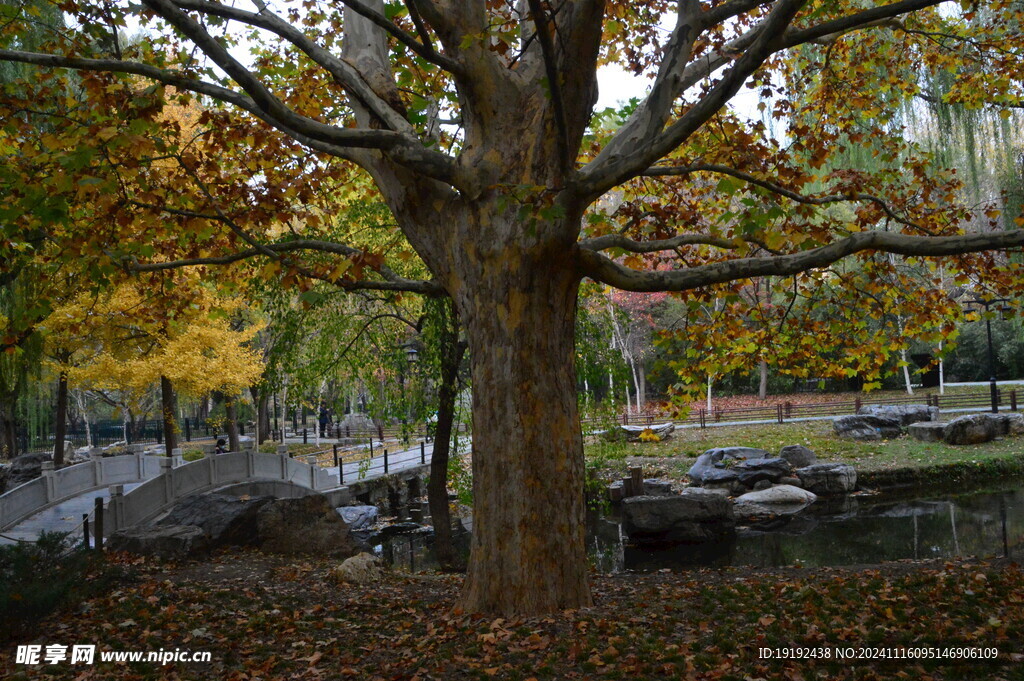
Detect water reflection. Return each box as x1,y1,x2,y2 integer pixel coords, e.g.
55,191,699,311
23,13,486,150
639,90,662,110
380,485,1024,574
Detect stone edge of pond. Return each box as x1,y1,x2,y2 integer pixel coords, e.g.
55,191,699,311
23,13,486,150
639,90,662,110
858,452,1024,491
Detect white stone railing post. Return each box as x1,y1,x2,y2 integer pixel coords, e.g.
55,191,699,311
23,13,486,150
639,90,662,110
41,461,56,502
172,448,183,467
159,457,174,506
91,449,104,487
108,485,125,531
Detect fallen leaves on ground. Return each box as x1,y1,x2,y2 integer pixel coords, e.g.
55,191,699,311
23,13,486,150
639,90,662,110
2,550,1022,680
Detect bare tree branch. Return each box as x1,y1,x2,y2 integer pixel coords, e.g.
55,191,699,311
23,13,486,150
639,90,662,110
644,163,930,233
120,240,443,294
579,229,1024,292
578,232,737,253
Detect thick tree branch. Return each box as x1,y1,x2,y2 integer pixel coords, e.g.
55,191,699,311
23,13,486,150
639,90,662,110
578,0,807,198
526,0,569,166
339,0,462,74
579,229,1024,292
578,0,946,200
171,0,439,129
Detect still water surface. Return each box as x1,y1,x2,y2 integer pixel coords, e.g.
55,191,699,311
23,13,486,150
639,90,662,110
380,484,1024,573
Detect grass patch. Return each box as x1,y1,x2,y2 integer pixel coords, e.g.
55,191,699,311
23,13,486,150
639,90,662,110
585,419,1024,482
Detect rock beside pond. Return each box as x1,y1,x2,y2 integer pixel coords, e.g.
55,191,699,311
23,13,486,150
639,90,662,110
157,493,274,546
622,489,735,545
857,404,939,426
833,415,902,441
943,414,1001,445
732,457,793,486
687,447,771,485
256,494,357,557
908,421,947,443
778,445,817,468
796,463,857,496
108,525,208,560
336,505,380,531
734,485,818,519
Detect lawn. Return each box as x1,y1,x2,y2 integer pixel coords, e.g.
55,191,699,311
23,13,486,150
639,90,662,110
585,417,1024,484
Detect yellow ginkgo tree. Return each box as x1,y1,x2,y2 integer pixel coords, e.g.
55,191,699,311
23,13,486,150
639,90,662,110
43,273,263,455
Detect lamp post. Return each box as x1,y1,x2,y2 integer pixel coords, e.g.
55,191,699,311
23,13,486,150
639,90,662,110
399,342,420,444
967,297,1008,414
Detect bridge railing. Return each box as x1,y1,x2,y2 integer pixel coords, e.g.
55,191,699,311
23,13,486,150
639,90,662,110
107,450,339,533
0,454,163,531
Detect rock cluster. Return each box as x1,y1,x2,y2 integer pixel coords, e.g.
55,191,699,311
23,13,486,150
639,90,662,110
909,412,1024,445
108,492,359,560
614,444,857,543
834,404,940,441
621,489,735,545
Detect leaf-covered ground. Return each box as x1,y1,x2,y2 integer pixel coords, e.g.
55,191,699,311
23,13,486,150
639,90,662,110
3,550,1023,680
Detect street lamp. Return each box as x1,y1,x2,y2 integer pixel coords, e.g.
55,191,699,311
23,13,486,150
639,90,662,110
966,297,1009,413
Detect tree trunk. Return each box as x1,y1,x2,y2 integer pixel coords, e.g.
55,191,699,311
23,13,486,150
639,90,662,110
53,369,68,466
453,257,590,615
160,375,177,456
0,399,18,459
250,386,270,444
428,342,467,571
225,397,240,452
427,299,467,572
758,359,769,400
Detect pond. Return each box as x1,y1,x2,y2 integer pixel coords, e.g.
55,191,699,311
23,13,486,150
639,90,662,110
378,483,1024,574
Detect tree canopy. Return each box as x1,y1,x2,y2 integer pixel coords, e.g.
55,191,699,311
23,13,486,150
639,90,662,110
3,0,1024,614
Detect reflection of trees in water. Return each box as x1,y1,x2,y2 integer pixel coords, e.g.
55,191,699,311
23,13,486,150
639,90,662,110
731,488,1024,569
378,488,1024,573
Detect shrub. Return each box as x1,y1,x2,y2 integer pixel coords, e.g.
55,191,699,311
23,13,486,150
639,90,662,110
0,532,126,642
182,449,205,462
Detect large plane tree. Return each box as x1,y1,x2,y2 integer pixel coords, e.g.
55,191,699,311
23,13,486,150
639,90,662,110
2,0,1024,614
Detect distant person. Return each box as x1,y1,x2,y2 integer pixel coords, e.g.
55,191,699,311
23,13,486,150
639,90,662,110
215,438,227,455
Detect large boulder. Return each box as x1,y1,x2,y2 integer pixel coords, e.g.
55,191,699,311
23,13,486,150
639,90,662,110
734,484,818,519
795,463,857,496
256,494,357,557
731,457,793,487
832,415,902,441
908,421,947,442
157,493,274,546
330,553,385,584
778,445,817,468
622,489,735,544
1005,413,1024,436
857,404,939,427
7,452,53,488
943,414,1000,445
336,505,379,531
107,525,208,560
687,447,771,485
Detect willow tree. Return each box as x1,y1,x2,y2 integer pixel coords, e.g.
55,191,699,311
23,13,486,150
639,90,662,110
4,0,1024,614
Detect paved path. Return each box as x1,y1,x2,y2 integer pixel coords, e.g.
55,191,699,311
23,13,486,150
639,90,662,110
0,483,144,546
0,439,461,546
